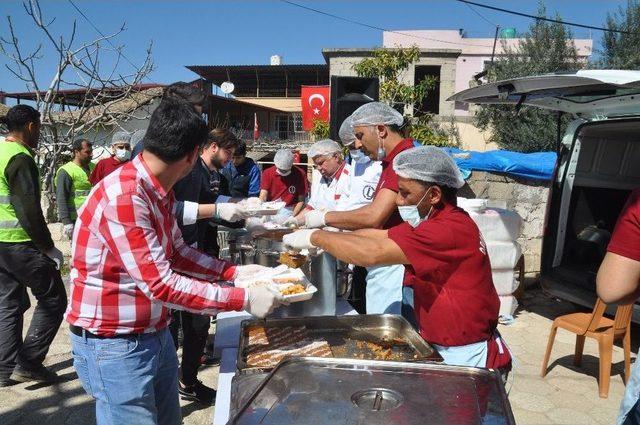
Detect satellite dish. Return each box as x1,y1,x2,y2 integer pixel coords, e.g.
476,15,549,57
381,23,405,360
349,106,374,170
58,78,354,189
220,81,235,94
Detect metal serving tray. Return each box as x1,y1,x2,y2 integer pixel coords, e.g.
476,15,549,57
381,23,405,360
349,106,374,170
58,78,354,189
229,357,515,425
237,314,440,373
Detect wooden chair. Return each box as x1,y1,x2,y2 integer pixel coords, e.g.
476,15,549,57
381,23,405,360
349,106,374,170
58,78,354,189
540,298,633,398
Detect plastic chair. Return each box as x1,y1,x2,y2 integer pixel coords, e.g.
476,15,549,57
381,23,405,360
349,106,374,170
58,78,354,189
540,298,633,398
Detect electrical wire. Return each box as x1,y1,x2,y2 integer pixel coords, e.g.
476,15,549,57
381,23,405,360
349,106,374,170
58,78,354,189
279,0,495,48
66,0,156,83
456,0,639,36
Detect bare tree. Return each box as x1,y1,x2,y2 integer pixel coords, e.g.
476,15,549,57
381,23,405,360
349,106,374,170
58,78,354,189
0,0,154,200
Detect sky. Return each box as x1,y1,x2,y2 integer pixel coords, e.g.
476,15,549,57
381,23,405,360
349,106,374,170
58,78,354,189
0,0,631,95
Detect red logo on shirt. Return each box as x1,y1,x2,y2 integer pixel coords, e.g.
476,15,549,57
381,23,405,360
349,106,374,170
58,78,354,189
479,233,487,255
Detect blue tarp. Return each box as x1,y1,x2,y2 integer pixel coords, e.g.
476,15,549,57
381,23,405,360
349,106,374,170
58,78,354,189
441,148,558,181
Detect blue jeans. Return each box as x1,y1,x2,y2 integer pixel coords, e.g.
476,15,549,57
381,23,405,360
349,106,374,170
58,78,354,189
70,327,181,425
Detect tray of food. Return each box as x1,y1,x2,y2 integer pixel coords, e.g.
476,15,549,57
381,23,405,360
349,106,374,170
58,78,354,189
237,315,440,372
234,266,317,303
239,198,286,216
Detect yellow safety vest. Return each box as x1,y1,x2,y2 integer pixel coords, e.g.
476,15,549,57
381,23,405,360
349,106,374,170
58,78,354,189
0,138,37,242
55,161,95,219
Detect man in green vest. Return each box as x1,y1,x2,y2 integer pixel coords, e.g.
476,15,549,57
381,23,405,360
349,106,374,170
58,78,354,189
0,105,66,386
55,138,94,239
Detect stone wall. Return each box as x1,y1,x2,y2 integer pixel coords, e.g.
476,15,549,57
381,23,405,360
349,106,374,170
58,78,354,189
460,171,550,277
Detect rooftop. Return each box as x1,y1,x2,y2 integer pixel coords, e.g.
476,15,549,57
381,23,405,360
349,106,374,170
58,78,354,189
186,64,329,98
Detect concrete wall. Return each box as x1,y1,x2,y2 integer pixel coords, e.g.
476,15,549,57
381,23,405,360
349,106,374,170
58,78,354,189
325,49,461,118
461,171,550,277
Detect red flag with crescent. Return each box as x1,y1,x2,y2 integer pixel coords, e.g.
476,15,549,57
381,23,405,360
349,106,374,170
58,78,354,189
301,85,330,131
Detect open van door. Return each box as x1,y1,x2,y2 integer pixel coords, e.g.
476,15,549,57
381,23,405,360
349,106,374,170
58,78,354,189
448,70,640,118
449,70,640,321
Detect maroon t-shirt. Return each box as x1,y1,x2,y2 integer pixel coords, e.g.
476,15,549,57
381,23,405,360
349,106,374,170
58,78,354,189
608,188,640,261
89,156,127,185
375,138,415,229
260,166,308,207
388,203,500,347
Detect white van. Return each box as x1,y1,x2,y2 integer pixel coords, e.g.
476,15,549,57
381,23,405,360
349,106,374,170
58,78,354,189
449,70,640,321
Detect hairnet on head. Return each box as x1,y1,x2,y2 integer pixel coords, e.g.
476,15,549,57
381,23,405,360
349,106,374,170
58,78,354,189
274,149,294,170
111,131,131,145
393,146,465,189
338,116,356,146
308,139,342,159
130,129,146,147
350,102,404,128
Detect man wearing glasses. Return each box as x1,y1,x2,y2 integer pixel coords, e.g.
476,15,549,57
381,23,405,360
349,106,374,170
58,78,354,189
89,131,132,184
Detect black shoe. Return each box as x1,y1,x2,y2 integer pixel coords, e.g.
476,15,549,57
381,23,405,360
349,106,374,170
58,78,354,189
178,380,216,405
200,353,220,366
11,365,59,383
0,377,16,387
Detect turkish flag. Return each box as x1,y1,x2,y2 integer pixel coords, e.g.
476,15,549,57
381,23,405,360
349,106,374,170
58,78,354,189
253,112,259,140
301,85,330,131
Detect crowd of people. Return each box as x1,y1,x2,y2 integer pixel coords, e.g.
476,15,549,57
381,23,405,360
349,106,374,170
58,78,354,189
0,81,638,425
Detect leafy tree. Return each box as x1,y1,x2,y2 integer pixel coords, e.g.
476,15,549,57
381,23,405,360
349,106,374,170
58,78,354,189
599,0,640,69
310,119,330,139
353,46,458,147
474,3,582,153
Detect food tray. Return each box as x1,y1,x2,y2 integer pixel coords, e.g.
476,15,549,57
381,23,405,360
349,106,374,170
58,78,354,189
234,267,317,303
243,201,286,217
229,357,515,425
237,314,440,373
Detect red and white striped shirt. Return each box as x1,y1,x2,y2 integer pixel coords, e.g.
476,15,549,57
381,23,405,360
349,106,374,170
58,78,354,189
65,154,245,336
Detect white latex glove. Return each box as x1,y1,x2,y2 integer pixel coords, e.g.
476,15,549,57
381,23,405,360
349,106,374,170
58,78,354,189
63,224,74,240
234,264,272,281
304,210,326,229
244,284,284,318
214,203,247,222
43,246,64,270
282,229,318,251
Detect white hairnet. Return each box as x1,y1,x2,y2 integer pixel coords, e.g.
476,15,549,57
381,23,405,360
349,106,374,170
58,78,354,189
274,149,294,170
111,131,131,145
308,139,341,159
393,146,465,189
350,102,404,127
338,116,355,146
130,129,146,147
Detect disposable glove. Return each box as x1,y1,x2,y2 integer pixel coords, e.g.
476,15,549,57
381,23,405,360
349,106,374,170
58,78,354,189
234,264,272,281
63,224,74,240
214,203,247,222
304,210,326,229
43,246,64,270
282,229,318,251
244,284,284,318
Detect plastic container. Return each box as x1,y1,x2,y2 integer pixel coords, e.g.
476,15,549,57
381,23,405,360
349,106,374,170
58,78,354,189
492,270,520,296
499,295,518,317
486,241,522,269
458,198,522,242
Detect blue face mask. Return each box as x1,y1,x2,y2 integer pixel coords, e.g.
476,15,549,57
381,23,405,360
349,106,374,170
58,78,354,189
398,189,432,228
349,149,370,164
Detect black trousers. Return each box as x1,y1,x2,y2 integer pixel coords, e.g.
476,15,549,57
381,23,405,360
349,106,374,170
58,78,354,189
349,266,367,314
169,310,211,386
0,242,67,379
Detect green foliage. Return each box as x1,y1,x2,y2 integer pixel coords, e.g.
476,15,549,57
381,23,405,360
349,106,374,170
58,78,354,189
353,46,436,111
409,115,460,148
310,119,330,139
474,2,582,153
599,0,640,69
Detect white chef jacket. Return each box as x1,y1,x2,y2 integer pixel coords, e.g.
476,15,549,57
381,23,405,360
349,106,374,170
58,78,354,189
335,158,382,211
307,162,351,212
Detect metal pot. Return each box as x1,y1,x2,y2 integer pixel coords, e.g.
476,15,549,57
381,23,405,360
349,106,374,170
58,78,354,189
252,229,292,268
227,230,255,265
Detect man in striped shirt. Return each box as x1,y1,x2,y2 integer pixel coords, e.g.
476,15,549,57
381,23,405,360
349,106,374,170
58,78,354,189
66,98,282,425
